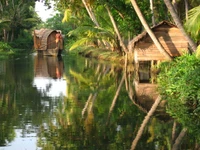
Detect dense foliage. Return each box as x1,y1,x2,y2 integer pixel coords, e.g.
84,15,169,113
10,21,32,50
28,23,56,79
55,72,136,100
0,0,40,51
0,0,200,54
157,54,200,138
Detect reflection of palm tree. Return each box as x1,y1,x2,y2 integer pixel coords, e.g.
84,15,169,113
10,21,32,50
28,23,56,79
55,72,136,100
172,128,187,150
130,96,161,150
0,96,17,145
107,73,125,125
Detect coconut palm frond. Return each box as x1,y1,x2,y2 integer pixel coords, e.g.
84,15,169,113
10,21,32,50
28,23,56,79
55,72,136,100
185,5,200,39
68,25,96,37
69,37,96,51
62,9,72,23
0,19,10,23
0,19,10,28
68,25,115,40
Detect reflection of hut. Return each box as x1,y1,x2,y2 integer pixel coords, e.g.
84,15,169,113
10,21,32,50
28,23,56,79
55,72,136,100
128,21,189,63
134,62,169,120
33,29,64,56
34,55,64,79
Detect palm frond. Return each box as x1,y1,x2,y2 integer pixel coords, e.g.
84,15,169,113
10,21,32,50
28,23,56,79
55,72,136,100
185,5,200,40
62,9,72,23
69,37,96,51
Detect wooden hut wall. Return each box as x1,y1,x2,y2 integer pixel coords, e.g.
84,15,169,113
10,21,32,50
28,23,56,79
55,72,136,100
135,24,188,61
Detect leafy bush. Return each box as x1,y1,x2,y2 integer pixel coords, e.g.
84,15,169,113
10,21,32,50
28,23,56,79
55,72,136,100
157,54,200,137
0,42,12,52
9,30,33,50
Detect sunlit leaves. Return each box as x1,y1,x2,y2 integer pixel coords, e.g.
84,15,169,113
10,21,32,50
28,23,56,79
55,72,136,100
185,5,200,41
62,9,72,23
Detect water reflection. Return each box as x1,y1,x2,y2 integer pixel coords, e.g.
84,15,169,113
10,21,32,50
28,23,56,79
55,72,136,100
0,55,199,150
33,56,67,97
134,61,167,118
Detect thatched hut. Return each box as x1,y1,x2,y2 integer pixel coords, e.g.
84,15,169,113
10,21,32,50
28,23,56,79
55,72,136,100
33,29,64,56
128,21,189,63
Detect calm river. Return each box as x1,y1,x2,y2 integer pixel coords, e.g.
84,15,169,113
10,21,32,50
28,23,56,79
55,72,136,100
0,53,197,150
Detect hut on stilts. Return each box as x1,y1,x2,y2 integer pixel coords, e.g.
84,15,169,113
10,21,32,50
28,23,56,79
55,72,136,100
128,21,189,114
128,20,190,63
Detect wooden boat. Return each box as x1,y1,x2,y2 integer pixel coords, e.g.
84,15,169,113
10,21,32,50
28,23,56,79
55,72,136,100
33,28,64,56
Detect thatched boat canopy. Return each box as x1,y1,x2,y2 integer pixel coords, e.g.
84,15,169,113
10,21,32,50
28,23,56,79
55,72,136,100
34,28,63,51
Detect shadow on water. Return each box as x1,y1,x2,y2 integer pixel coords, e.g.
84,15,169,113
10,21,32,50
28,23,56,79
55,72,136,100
0,54,199,150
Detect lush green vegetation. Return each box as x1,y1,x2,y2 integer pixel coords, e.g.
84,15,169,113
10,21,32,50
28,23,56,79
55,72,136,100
0,0,199,56
157,50,200,139
0,0,41,55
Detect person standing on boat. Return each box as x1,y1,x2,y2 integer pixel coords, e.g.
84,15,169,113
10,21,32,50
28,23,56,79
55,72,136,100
55,31,62,48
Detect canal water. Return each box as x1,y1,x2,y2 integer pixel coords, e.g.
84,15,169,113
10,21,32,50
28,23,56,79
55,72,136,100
0,53,197,150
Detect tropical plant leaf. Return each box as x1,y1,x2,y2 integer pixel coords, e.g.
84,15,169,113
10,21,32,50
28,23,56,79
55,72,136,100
62,9,72,23
185,5,200,41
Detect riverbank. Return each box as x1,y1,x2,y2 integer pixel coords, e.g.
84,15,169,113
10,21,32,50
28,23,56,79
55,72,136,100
78,47,129,64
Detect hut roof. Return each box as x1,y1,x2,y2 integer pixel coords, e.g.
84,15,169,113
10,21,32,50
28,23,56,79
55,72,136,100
128,20,177,49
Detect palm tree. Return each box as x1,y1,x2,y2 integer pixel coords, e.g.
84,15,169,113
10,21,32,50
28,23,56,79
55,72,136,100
130,0,172,60
105,4,128,53
163,0,197,52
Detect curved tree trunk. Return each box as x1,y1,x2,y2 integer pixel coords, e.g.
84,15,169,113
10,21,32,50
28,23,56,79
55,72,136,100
105,5,128,53
164,0,197,52
130,0,172,61
130,95,162,150
81,0,99,27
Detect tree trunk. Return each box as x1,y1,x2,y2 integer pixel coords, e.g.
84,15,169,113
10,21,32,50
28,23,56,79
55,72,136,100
172,128,187,150
171,121,177,145
3,29,7,42
150,0,155,26
11,29,14,42
82,0,111,48
130,0,172,61
172,0,178,13
163,0,197,52
184,0,189,21
81,0,99,27
105,5,128,53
